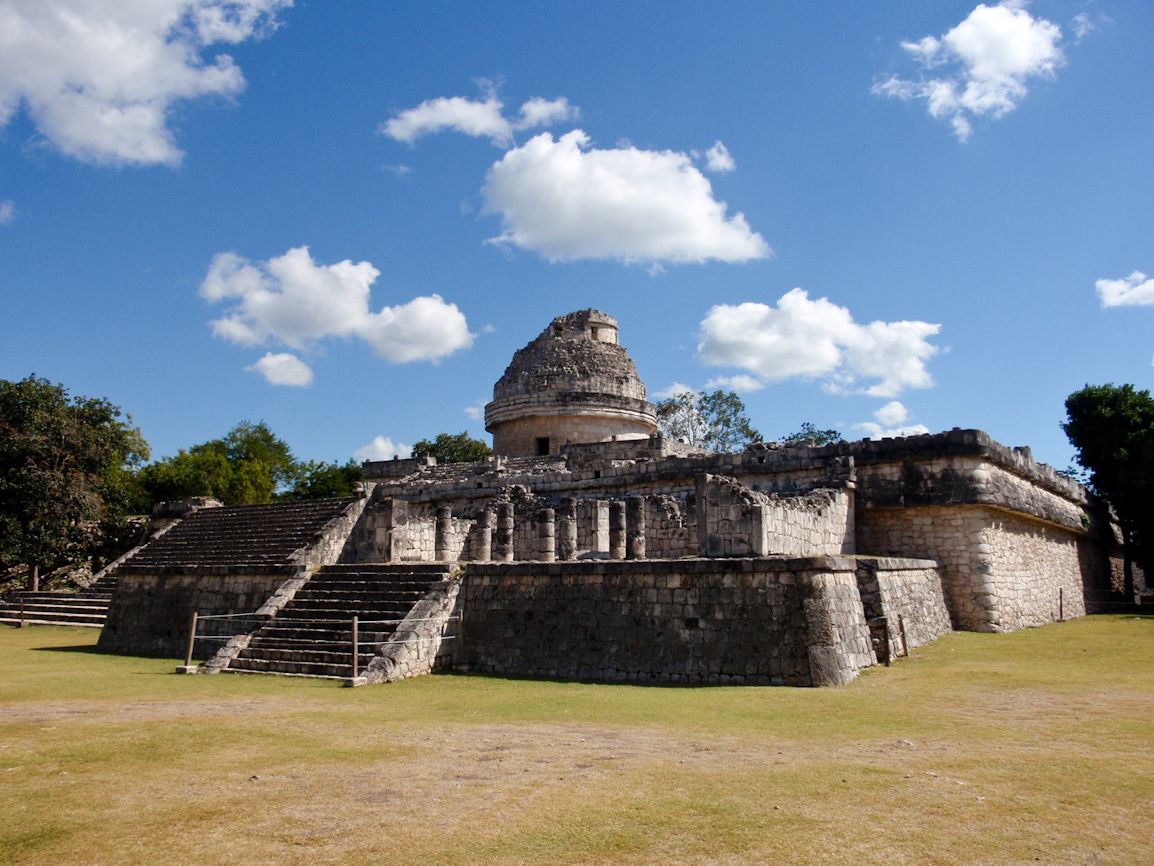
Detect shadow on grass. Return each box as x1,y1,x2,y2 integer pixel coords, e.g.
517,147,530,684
29,644,105,655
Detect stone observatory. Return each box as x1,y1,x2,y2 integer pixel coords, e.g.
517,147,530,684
484,309,658,457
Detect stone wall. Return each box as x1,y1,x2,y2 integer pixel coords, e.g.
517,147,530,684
855,558,952,659
98,566,300,658
856,504,1092,632
457,557,884,686
695,473,853,558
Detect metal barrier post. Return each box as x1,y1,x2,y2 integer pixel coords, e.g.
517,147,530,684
184,611,199,668
351,616,359,679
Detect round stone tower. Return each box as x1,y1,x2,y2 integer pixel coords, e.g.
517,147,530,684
485,309,658,457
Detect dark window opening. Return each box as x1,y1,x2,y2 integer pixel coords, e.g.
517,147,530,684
536,437,550,456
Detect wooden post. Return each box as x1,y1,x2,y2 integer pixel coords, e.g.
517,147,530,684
351,616,359,679
1059,586,1064,622
18,597,26,628
897,614,909,658
184,611,199,668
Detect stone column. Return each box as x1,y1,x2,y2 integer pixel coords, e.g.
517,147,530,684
557,498,578,561
609,501,626,560
493,502,514,562
434,506,453,561
536,508,556,562
751,504,770,557
384,497,409,563
585,499,609,555
627,496,646,560
473,510,493,562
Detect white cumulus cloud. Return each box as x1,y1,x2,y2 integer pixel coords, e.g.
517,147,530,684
653,382,696,399
482,130,770,265
354,436,412,462
697,289,941,398
0,200,13,225
246,352,313,387
703,140,736,173
1096,271,1154,308
380,84,578,147
854,401,930,440
0,0,291,166
201,245,474,371
463,404,484,421
872,2,1064,141
704,374,765,393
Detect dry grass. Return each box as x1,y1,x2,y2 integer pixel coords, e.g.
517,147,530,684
1,615,1153,865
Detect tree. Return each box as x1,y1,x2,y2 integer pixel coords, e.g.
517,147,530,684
780,422,844,447
136,420,298,506
287,460,363,499
0,376,148,589
1062,384,1154,596
654,390,761,452
411,431,493,464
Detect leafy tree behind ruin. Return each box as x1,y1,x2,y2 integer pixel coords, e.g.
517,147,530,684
0,376,149,587
779,422,844,447
137,421,298,506
411,431,493,464
1062,383,1154,593
286,459,363,499
654,390,761,452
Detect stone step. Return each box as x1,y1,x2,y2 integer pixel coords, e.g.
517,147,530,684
237,647,378,665
0,616,104,628
251,628,393,643
0,608,108,625
320,564,450,575
7,592,112,603
225,657,355,678
288,593,427,607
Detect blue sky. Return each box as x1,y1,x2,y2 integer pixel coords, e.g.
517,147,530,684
1,0,1151,471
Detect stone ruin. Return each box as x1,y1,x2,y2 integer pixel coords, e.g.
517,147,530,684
92,308,1141,686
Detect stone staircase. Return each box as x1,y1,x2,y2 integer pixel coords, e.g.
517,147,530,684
0,573,120,628
222,564,451,679
126,498,360,569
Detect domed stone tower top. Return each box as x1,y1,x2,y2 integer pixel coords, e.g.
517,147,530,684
485,309,658,457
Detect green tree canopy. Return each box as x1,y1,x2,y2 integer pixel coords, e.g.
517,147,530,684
1062,383,1154,590
137,420,298,506
654,390,761,453
0,376,148,585
287,460,363,500
411,431,493,464
780,422,844,447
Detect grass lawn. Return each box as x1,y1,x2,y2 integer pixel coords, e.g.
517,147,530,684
1,616,1153,865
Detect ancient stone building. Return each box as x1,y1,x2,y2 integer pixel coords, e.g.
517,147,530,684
93,309,1139,687
485,309,657,457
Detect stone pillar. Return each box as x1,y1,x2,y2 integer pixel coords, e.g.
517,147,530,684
474,510,493,562
434,506,453,561
752,504,770,557
537,508,556,562
384,497,409,563
609,501,626,560
557,498,578,561
494,502,515,562
627,496,646,560
590,501,609,556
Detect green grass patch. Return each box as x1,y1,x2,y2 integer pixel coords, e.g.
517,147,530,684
1,617,1153,864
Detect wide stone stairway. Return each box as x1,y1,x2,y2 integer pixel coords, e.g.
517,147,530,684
222,564,451,679
0,572,119,628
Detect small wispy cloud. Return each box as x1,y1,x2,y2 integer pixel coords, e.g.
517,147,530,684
0,200,15,225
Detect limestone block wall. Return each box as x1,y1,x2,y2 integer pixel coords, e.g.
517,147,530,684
855,558,951,658
856,505,1090,632
98,566,299,658
456,558,879,686
645,495,696,558
979,514,1086,629
696,474,853,558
